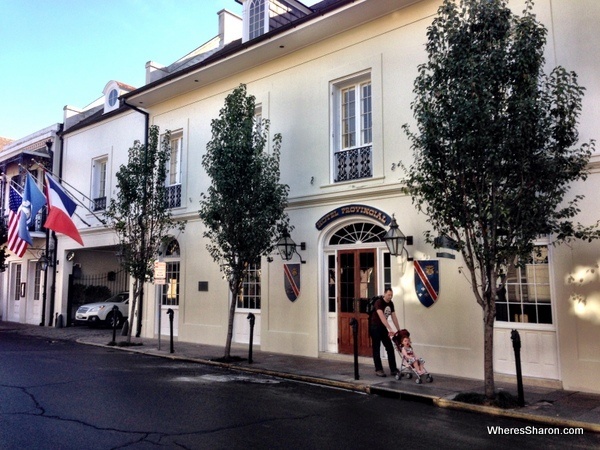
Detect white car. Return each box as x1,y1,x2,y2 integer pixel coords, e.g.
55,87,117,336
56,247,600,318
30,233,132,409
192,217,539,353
75,292,129,328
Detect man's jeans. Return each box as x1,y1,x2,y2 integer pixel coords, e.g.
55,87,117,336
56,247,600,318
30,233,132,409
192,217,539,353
369,324,397,372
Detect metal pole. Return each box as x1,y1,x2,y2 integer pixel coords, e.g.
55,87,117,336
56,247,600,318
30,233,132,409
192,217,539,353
110,305,118,345
157,284,162,351
247,313,255,364
511,329,525,406
167,308,174,354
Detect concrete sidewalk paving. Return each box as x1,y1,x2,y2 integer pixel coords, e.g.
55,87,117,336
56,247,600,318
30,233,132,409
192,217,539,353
2,321,599,433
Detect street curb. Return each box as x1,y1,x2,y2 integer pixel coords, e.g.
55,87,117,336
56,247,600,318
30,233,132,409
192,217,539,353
435,398,600,433
78,339,600,433
79,339,372,393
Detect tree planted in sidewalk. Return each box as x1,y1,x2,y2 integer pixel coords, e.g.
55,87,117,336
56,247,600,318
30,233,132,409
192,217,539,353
199,84,289,360
106,125,186,341
404,0,597,399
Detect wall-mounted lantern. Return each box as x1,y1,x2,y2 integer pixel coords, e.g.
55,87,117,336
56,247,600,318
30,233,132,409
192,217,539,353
384,215,413,260
276,230,306,264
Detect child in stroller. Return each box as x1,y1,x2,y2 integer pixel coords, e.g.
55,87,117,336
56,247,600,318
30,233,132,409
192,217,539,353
392,329,433,384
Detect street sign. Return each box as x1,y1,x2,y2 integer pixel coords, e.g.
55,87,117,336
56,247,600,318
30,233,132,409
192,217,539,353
154,261,166,285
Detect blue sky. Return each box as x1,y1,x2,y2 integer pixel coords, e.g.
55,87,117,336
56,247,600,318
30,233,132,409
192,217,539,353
0,1,319,141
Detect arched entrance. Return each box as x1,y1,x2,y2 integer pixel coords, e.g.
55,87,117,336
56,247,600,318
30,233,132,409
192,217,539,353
322,221,391,357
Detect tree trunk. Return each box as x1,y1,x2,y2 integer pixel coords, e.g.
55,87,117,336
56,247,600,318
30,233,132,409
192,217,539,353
136,284,144,338
127,279,140,344
483,302,496,399
223,280,240,359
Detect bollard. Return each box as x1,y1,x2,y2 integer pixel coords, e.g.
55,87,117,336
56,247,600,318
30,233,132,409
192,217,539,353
110,305,119,345
511,329,525,406
349,318,359,380
247,313,255,364
167,308,174,354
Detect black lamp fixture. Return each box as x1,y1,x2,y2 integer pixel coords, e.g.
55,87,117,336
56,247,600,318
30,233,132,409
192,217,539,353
276,230,306,264
384,215,413,260
39,250,54,271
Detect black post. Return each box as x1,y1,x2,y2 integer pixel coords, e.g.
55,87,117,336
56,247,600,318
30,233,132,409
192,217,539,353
511,329,525,406
349,318,359,380
110,305,119,345
247,313,255,364
167,308,174,354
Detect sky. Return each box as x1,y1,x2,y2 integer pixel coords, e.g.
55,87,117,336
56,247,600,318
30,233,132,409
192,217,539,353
0,0,319,141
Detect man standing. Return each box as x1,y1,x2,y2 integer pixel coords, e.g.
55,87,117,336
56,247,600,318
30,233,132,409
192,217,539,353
369,287,400,377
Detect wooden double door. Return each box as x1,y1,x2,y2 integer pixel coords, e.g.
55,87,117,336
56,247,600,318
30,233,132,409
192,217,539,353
337,249,377,356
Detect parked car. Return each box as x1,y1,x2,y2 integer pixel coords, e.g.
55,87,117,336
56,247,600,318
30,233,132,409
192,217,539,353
75,292,129,328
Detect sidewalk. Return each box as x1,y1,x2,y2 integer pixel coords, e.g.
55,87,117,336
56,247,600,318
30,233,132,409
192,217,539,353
2,321,599,433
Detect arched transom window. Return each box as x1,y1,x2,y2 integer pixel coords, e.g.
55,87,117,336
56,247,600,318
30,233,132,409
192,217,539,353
328,222,386,245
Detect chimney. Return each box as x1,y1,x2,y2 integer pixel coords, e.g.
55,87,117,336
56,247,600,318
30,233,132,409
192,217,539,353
218,9,242,47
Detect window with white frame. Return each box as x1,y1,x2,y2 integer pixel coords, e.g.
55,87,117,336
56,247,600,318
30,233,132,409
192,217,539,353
332,72,373,183
13,265,22,301
91,157,107,211
496,245,552,325
238,263,261,310
161,239,180,307
166,133,182,208
249,0,266,40
254,104,263,138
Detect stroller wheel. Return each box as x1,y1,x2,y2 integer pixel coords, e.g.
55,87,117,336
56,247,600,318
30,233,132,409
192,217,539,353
406,373,412,379
416,377,422,384
395,373,401,381
427,374,433,383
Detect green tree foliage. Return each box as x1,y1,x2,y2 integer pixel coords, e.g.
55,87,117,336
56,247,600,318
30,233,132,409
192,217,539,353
403,0,597,398
199,84,289,359
106,125,185,341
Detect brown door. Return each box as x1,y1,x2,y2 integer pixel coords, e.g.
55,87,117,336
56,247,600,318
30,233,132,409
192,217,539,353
337,249,376,356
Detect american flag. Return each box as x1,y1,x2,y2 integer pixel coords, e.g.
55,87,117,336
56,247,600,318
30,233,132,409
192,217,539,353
7,185,27,257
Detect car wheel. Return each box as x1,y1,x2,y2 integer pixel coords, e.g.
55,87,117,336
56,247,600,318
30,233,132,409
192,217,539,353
106,312,122,328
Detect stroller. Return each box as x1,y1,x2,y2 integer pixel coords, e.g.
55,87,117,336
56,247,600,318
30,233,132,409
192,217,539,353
392,329,433,384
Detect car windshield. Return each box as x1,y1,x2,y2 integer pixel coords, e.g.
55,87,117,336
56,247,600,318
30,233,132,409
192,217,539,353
106,293,129,303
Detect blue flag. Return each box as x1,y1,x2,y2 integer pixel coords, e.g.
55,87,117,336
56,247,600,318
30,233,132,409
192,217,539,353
17,173,47,245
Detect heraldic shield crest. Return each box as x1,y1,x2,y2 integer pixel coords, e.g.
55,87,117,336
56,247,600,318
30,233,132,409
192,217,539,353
414,260,439,308
284,263,301,302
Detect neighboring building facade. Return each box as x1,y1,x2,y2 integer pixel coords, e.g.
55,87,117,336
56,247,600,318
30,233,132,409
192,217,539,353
8,0,600,394
54,80,144,325
0,124,59,326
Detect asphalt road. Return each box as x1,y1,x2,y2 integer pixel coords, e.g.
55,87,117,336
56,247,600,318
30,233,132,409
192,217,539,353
0,331,598,449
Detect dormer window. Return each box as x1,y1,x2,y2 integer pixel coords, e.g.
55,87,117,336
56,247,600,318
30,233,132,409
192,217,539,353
102,80,135,114
103,81,122,114
249,0,266,40
241,0,311,43
108,89,118,107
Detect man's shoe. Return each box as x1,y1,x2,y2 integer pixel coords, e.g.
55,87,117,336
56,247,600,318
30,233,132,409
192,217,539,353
375,370,387,377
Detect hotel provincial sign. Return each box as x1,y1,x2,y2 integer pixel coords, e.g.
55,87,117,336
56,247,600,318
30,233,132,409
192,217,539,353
315,204,392,230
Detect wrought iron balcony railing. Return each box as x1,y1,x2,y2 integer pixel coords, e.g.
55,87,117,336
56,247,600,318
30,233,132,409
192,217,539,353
334,145,373,182
92,197,107,212
166,184,182,209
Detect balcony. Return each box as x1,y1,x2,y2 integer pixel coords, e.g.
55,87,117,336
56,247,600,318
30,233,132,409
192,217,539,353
92,197,106,212
334,145,372,182
166,184,182,209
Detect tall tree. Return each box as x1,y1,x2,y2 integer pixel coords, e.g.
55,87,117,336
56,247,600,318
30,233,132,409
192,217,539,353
106,125,186,341
199,84,289,360
403,0,597,399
